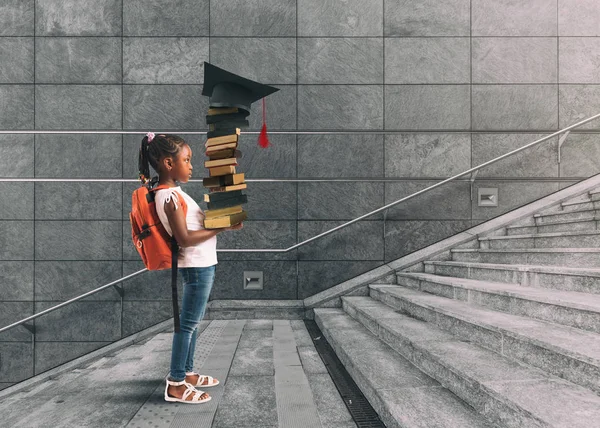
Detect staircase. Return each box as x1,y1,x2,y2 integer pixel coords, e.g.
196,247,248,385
315,186,600,428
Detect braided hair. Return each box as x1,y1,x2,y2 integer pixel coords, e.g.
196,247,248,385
138,133,187,185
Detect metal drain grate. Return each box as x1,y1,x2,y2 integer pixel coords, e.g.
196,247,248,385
304,320,386,428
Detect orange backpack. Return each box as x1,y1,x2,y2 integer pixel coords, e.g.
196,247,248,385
130,181,188,332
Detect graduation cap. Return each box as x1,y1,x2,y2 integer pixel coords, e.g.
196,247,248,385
202,62,279,148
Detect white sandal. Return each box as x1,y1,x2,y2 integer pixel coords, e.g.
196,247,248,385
164,379,211,404
186,371,220,387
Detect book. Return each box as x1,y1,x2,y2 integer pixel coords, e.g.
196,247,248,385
204,189,244,203
206,111,249,124
208,148,241,160
209,165,236,177
207,128,240,139
208,183,247,193
208,149,237,160
205,133,238,148
207,194,248,210
209,119,249,130
203,211,247,229
203,173,245,187
208,107,238,116
206,142,238,154
204,157,238,168
204,205,244,219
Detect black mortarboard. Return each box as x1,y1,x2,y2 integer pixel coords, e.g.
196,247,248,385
202,62,279,112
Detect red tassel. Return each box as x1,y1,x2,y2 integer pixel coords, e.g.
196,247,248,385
258,123,270,148
257,98,271,148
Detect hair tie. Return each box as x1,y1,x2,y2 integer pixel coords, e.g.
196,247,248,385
146,132,155,143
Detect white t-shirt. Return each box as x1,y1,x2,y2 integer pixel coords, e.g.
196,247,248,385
154,186,218,268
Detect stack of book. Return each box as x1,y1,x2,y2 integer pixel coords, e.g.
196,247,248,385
201,107,249,229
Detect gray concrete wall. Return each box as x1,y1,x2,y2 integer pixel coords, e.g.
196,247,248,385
1,0,600,387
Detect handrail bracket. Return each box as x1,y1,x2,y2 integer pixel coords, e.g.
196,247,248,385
469,170,479,201
21,322,35,335
558,131,570,165
113,284,124,298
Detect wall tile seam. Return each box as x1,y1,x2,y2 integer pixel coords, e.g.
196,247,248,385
16,83,600,86
295,0,299,301
120,0,124,340
2,176,596,180
32,0,36,378
13,83,600,87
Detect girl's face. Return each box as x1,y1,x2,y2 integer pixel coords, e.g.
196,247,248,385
164,144,193,183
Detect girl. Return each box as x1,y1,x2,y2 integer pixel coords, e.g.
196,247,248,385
138,132,243,404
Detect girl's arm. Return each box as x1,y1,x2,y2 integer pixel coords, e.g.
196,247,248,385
164,199,227,247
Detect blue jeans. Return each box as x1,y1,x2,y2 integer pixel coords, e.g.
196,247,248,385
169,265,216,381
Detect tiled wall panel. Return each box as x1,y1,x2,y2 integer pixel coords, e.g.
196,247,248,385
472,38,557,84
385,85,471,130
299,38,383,84
385,38,470,84
0,38,34,83
36,38,122,83
472,85,558,130
385,0,470,36
472,0,557,36
210,0,296,37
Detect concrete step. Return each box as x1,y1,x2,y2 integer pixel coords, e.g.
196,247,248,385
423,260,600,294
451,247,600,267
560,192,593,208
396,272,600,333
312,308,497,428
590,190,600,202
479,230,600,250
506,219,600,235
331,297,600,428
533,208,599,226
366,285,600,396
560,200,599,212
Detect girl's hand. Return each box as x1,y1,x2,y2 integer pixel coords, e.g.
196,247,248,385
225,222,243,231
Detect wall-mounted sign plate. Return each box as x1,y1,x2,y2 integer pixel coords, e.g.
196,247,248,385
244,271,263,290
478,187,498,207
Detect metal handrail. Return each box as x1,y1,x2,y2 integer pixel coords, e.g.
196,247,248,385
0,178,584,182
0,269,147,334
4,129,600,135
2,111,600,334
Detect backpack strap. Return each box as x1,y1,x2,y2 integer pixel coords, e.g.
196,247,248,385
151,185,188,215
171,236,180,333
148,183,183,333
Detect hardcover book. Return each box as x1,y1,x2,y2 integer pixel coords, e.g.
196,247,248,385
207,148,238,160
203,211,247,229
205,134,238,148
208,165,236,177
204,189,244,203
209,119,249,130
204,157,238,168
203,204,244,219
203,173,245,187
208,107,239,116
206,194,248,210
206,111,249,124
208,183,247,193
207,128,240,139
205,142,238,155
